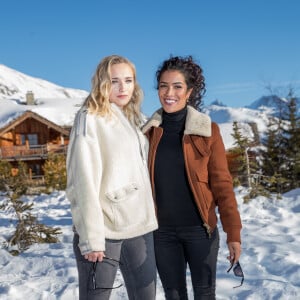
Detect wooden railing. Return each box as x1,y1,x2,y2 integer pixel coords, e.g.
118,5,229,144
0,144,68,160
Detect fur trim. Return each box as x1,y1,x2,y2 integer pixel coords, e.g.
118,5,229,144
142,106,212,137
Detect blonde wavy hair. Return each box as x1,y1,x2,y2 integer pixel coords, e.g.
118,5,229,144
83,55,144,127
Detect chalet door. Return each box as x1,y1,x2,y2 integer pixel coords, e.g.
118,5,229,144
29,163,42,176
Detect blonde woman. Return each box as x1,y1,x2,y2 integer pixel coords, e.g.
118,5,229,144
66,55,158,300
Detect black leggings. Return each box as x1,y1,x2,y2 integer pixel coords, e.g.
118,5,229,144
154,225,219,300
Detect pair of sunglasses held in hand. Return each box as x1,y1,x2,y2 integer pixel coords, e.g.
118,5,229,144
227,261,244,288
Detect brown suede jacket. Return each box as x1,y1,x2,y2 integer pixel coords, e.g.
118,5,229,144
142,105,242,243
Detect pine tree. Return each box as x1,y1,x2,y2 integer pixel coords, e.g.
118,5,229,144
0,161,28,196
260,115,287,194
229,121,252,187
43,153,67,190
281,94,300,190
0,161,62,255
230,121,269,201
260,90,300,193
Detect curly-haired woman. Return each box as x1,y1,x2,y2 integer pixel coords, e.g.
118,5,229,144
142,55,242,299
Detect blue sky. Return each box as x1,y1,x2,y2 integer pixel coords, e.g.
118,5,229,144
1,0,300,115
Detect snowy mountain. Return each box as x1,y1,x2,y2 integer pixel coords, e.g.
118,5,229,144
0,64,295,149
245,95,300,118
202,103,269,149
0,64,88,100
0,64,89,128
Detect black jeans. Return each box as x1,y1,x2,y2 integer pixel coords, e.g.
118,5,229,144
73,232,157,300
154,225,219,300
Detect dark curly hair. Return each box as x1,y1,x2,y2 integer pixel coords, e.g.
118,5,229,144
155,55,206,110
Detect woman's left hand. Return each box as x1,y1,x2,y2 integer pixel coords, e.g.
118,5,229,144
227,242,241,264
84,251,105,262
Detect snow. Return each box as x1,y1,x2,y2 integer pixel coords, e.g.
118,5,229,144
0,64,88,100
0,64,88,128
1,64,300,299
0,98,85,128
0,187,299,299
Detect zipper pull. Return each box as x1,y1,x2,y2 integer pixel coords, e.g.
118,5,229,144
203,223,211,238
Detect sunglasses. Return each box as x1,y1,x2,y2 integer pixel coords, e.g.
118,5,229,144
227,261,244,288
91,257,123,290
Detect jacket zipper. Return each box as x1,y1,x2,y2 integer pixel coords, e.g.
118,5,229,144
151,128,163,210
182,135,212,238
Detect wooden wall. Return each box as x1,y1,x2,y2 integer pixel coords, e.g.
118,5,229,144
0,118,68,147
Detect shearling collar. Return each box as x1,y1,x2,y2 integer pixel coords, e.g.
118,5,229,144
142,105,212,137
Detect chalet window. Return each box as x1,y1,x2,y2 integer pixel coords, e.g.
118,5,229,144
28,134,38,146
20,134,26,145
20,133,39,147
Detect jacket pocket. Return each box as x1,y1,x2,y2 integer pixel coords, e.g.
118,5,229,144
194,172,213,210
195,170,208,183
105,183,142,230
105,183,138,202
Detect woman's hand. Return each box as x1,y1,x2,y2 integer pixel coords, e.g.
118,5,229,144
227,242,241,264
84,251,105,262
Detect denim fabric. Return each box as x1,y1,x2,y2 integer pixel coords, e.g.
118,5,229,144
154,226,219,300
73,232,156,300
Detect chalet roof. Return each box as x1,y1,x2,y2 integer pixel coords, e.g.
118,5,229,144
0,110,69,137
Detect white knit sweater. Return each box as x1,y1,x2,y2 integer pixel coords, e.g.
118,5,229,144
66,104,158,255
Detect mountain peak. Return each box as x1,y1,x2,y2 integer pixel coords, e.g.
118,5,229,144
246,95,300,118
0,64,88,101
210,99,227,107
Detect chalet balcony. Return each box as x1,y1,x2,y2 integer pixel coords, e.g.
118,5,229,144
0,144,68,161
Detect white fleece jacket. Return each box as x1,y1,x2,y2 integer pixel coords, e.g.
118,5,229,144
66,104,158,255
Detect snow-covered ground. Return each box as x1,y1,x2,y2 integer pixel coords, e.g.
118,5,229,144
1,55,300,300
0,187,299,299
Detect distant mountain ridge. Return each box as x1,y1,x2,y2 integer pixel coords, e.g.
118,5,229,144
245,95,300,118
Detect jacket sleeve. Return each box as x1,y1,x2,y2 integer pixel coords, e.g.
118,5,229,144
208,123,242,243
66,111,106,254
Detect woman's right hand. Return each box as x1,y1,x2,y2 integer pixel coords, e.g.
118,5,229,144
84,251,105,262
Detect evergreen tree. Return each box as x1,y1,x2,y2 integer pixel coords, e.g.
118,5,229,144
260,115,287,193
0,161,61,255
260,90,300,193
0,161,28,196
281,94,300,190
1,196,61,254
229,121,252,187
43,153,67,190
229,121,266,201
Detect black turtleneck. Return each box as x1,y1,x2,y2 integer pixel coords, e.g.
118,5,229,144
154,106,202,226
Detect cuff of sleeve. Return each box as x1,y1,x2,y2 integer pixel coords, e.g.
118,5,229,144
226,229,241,244
79,238,106,255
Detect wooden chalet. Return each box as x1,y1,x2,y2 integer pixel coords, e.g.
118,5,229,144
0,110,70,179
